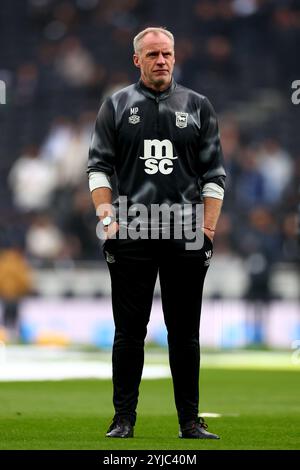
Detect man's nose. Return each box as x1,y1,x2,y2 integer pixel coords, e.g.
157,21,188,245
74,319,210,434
156,52,166,65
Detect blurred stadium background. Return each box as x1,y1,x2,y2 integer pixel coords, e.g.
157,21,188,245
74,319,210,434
0,0,299,368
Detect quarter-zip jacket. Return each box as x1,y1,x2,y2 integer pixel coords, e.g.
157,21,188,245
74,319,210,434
87,79,226,229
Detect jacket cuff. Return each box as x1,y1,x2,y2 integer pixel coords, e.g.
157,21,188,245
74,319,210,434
202,182,224,200
88,171,112,192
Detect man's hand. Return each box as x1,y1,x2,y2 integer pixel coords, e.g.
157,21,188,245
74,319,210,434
103,221,119,240
203,227,214,242
91,187,119,241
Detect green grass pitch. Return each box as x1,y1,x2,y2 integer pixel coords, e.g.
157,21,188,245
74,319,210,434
0,369,300,450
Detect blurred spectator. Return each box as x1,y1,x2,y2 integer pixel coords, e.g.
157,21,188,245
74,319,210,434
257,138,293,205
8,145,57,212
55,36,96,87
234,207,281,300
63,188,100,259
232,0,258,17
42,113,93,187
234,147,265,210
42,116,73,162
55,119,93,187
0,247,32,339
25,214,65,265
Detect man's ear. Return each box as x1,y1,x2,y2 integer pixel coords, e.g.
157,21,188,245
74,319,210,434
133,54,140,69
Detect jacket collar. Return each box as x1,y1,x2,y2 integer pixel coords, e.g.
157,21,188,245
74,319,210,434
137,78,176,101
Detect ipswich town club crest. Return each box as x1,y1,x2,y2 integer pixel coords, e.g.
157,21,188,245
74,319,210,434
175,112,188,128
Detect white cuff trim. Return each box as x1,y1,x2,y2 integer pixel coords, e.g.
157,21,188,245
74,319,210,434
89,171,112,192
202,182,224,200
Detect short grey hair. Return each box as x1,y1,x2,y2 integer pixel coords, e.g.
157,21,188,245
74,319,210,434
133,27,174,54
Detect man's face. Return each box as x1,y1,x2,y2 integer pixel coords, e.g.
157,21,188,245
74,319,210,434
133,32,175,91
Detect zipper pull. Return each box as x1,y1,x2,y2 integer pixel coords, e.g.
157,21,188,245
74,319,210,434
155,96,159,103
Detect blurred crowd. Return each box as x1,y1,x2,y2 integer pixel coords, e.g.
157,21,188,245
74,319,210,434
0,0,299,285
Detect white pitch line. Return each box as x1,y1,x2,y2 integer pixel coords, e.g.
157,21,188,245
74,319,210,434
200,413,240,418
0,361,171,381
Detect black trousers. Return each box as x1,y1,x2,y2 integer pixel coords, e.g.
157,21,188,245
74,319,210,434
103,235,212,426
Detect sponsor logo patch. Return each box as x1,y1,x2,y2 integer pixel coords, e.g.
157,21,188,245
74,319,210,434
139,139,178,175
129,114,140,124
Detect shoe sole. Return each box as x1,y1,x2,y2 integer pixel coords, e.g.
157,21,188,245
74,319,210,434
179,431,220,439
106,431,134,438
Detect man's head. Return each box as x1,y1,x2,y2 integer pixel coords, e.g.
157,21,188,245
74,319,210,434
133,27,175,92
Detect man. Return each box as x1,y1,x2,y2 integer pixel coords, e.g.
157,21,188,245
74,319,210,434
87,27,225,439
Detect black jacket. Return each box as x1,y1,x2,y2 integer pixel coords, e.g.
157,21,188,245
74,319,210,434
88,79,226,227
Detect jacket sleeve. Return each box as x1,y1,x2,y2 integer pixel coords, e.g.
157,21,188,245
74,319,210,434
87,98,116,176
197,97,226,190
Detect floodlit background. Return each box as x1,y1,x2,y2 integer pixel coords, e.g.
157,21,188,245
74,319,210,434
0,0,299,359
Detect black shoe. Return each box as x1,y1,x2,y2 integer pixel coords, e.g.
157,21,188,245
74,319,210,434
106,417,134,438
179,417,220,439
